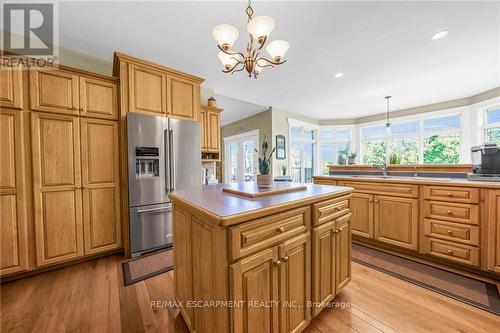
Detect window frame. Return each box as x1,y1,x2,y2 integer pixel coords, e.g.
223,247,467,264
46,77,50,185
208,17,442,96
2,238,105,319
288,119,318,183
318,127,352,174
483,106,500,144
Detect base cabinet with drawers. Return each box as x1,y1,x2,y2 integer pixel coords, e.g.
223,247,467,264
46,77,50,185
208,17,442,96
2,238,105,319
171,191,352,333
315,176,500,275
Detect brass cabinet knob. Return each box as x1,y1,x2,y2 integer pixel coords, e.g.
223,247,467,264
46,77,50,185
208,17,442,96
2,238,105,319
277,226,285,233
274,260,282,266
447,211,453,215
375,200,379,203
447,249,453,254
447,193,452,197
335,207,342,211
282,256,289,262
447,230,453,234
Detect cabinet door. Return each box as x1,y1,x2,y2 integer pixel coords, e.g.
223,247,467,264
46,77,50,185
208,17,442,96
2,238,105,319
208,111,220,152
79,77,118,120
374,196,419,250
311,221,335,317
128,64,166,115
231,246,279,333
31,112,83,266
30,70,79,115
0,64,23,109
0,110,29,276
350,193,373,238
335,214,351,292
200,108,208,151
487,190,500,273
167,75,200,121
81,118,121,255
278,233,310,333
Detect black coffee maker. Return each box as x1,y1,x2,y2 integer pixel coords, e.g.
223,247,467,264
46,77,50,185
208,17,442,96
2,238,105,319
469,143,500,180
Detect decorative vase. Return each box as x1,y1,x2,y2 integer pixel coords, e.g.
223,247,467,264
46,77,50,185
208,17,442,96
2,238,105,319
338,156,346,165
348,158,356,165
208,96,217,107
257,174,272,188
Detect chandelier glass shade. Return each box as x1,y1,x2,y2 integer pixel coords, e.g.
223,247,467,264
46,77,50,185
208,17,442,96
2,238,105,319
212,1,289,78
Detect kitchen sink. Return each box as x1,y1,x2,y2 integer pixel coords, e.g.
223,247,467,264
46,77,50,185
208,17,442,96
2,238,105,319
347,175,452,181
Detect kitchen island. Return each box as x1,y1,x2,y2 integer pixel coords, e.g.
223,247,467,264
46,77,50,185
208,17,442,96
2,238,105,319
169,183,353,333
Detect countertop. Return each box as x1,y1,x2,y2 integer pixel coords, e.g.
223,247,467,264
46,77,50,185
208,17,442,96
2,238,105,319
314,174,500,188
169,183,352,225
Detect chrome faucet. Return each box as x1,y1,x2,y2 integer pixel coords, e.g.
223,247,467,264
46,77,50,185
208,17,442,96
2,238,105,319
373,161,388,177
406,162,418,177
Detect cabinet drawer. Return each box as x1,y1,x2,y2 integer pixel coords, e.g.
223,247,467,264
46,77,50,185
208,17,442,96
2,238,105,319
423,219,479,245
313,178,336,186
424,201,478,225
424,238,479,267
313,195,350,226
229,206,310,260
337,181,418,198
423,186,478,204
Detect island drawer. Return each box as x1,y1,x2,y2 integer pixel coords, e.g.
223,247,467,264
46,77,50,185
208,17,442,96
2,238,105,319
229,206,310,260
313,178,337,186
336,181,418,198
423,186,479,204
423,237,479,267
313,195,350,226
423,219,479,245
424,201,478,225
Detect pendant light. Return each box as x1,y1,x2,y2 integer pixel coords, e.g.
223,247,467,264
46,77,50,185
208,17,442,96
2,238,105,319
385,96,392,129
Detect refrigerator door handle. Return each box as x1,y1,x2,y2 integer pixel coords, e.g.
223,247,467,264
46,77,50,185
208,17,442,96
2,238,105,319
136,206,172,214
169,129,176,192
164,129,170,194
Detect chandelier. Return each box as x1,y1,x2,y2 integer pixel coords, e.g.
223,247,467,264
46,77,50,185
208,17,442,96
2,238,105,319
212,0,289,78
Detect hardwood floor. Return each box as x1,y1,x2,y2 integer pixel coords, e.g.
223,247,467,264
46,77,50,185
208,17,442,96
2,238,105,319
1,255,499,333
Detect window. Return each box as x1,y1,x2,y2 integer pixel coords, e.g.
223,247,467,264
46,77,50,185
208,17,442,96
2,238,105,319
223,131,258,183
485,108,500,144
360,114,461,165
319,128,352,174
290,124,316,183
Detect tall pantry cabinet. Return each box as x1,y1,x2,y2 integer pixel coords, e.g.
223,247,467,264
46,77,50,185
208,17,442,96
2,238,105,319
0,59,122,277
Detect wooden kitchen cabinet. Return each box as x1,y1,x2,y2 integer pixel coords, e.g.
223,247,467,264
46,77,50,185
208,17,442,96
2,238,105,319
231,246,280,333
167,75,200,121
486,190,500,273
79,76,118,120
336,214,351,291
31,112,84,266
374,195,419,250
30,70,80,115
128,63,167,116
81,118,121,255
0,109,29,276
201,106,222,153
0,63,23,110
350,192,374,238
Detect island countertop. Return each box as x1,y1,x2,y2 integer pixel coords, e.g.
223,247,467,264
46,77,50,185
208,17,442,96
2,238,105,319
169,182,352,226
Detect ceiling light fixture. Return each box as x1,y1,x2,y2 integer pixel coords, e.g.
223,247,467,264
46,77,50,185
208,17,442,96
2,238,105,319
431,30,449,40
334,73,344,79
212,0,289,78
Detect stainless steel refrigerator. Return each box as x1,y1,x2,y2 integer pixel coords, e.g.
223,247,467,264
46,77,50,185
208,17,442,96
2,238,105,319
127,112,201,257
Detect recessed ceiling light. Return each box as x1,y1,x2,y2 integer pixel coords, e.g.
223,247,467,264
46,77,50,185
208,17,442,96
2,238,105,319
334,72,344,78
431,30,449,40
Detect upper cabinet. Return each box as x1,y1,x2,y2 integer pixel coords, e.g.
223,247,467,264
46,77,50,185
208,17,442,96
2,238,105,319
201,105,223,153
30,68,118,120
113,52,204,122
0,64,23,110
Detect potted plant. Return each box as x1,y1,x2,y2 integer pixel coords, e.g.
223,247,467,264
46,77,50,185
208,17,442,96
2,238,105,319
255,136,276,188
389,152,401,164
347,151,357,165
281,164,287,176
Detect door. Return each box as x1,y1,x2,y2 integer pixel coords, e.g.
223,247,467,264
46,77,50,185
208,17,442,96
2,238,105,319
208,111,220,151
128,64,166,115
31,112,83,266
129,203,173,255
0,110,29,276
487,190,500,273
167,75,200,121
200,108,208,150
224,131,258,182
350,193,373,238
374,195,419,250
81,118,121,255
231,246,280,333
169,118,201,191
79,77,118,120
335,214,352,292
278,233,310,333
0,63,23,109
311,221,335,317
29,70,79,115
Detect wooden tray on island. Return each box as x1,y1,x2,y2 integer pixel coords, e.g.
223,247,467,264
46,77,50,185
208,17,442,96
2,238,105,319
222,182,307,198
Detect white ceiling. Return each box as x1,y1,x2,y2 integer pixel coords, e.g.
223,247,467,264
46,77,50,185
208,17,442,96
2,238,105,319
58,1,500,122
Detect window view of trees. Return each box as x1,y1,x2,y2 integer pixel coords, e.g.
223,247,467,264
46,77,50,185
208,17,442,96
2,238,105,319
423,135,460,164
290,125,315,183
485,108,500,144
486,128,500,144
390,139,418,164
362,141,386,164
319,129,352,174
